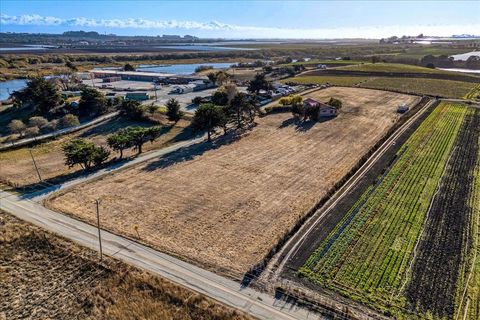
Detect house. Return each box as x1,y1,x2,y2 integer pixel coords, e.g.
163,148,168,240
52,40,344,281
397,103,409,113
303,98,338,118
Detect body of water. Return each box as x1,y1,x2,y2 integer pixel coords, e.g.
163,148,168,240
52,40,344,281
437,68,480,74
0,45,56,52
136,62,237,75
450,51,480,61
0,79,28,101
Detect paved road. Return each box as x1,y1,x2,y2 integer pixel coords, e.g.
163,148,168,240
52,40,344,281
0,189,320,320
0,111,119,151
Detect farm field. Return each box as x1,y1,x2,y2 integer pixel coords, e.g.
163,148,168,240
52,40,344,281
0,211,250,320
282,75,372,87
47,87,420,277
335,62,463,74
280,59,364,67
0,116,192,188
299,102,480,319
359,77,478,98
464,84,480,100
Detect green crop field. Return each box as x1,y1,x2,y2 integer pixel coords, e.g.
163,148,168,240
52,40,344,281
300,102,480,319
335,62,459,74
464,84,480,100
281,75,371,86
359,77,477,98
280,59,364,67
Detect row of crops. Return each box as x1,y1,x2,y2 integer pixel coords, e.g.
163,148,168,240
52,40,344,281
464,84,480,100
299,102,480,318
405,107,480,318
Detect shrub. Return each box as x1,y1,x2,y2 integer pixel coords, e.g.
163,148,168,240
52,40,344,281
28,116,48,129
8,119,26,136
24,126,40,137
59,114,80,128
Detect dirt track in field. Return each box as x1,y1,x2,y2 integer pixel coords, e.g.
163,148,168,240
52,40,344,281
47,87,420,277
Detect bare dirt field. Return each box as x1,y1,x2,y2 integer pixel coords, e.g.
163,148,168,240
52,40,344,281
0,211,250,320
47,87,420,278
0,117,192,188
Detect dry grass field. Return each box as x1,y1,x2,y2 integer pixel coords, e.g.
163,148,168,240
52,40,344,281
0,211,250,320
47,87,420,277
0,117,192,188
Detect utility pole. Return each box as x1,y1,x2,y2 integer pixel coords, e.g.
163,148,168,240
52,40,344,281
95,199,103,261
29,149,42,182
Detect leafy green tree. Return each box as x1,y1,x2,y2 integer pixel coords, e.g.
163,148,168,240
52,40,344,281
247,73,273,94
123,63,135,71
211,90,229,106
328,97,343,109
62,139,110,170
117,126,163,154
166,98,183,122
118,100,145,120
12,77,63,115
107,132,131,159
226,92,257,129
79,87,107,116
191,104,226,142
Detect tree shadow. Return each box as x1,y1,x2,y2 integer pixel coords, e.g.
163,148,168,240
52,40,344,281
78,117,157,138
279,116,335,132
142,132,241,172
17,156,136,200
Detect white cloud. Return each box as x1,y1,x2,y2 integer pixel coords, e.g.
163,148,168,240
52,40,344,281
1,14,478,38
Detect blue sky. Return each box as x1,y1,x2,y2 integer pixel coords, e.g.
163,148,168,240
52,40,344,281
1,0,479,39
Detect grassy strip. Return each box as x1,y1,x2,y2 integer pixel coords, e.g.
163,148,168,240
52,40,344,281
300,102,467,318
